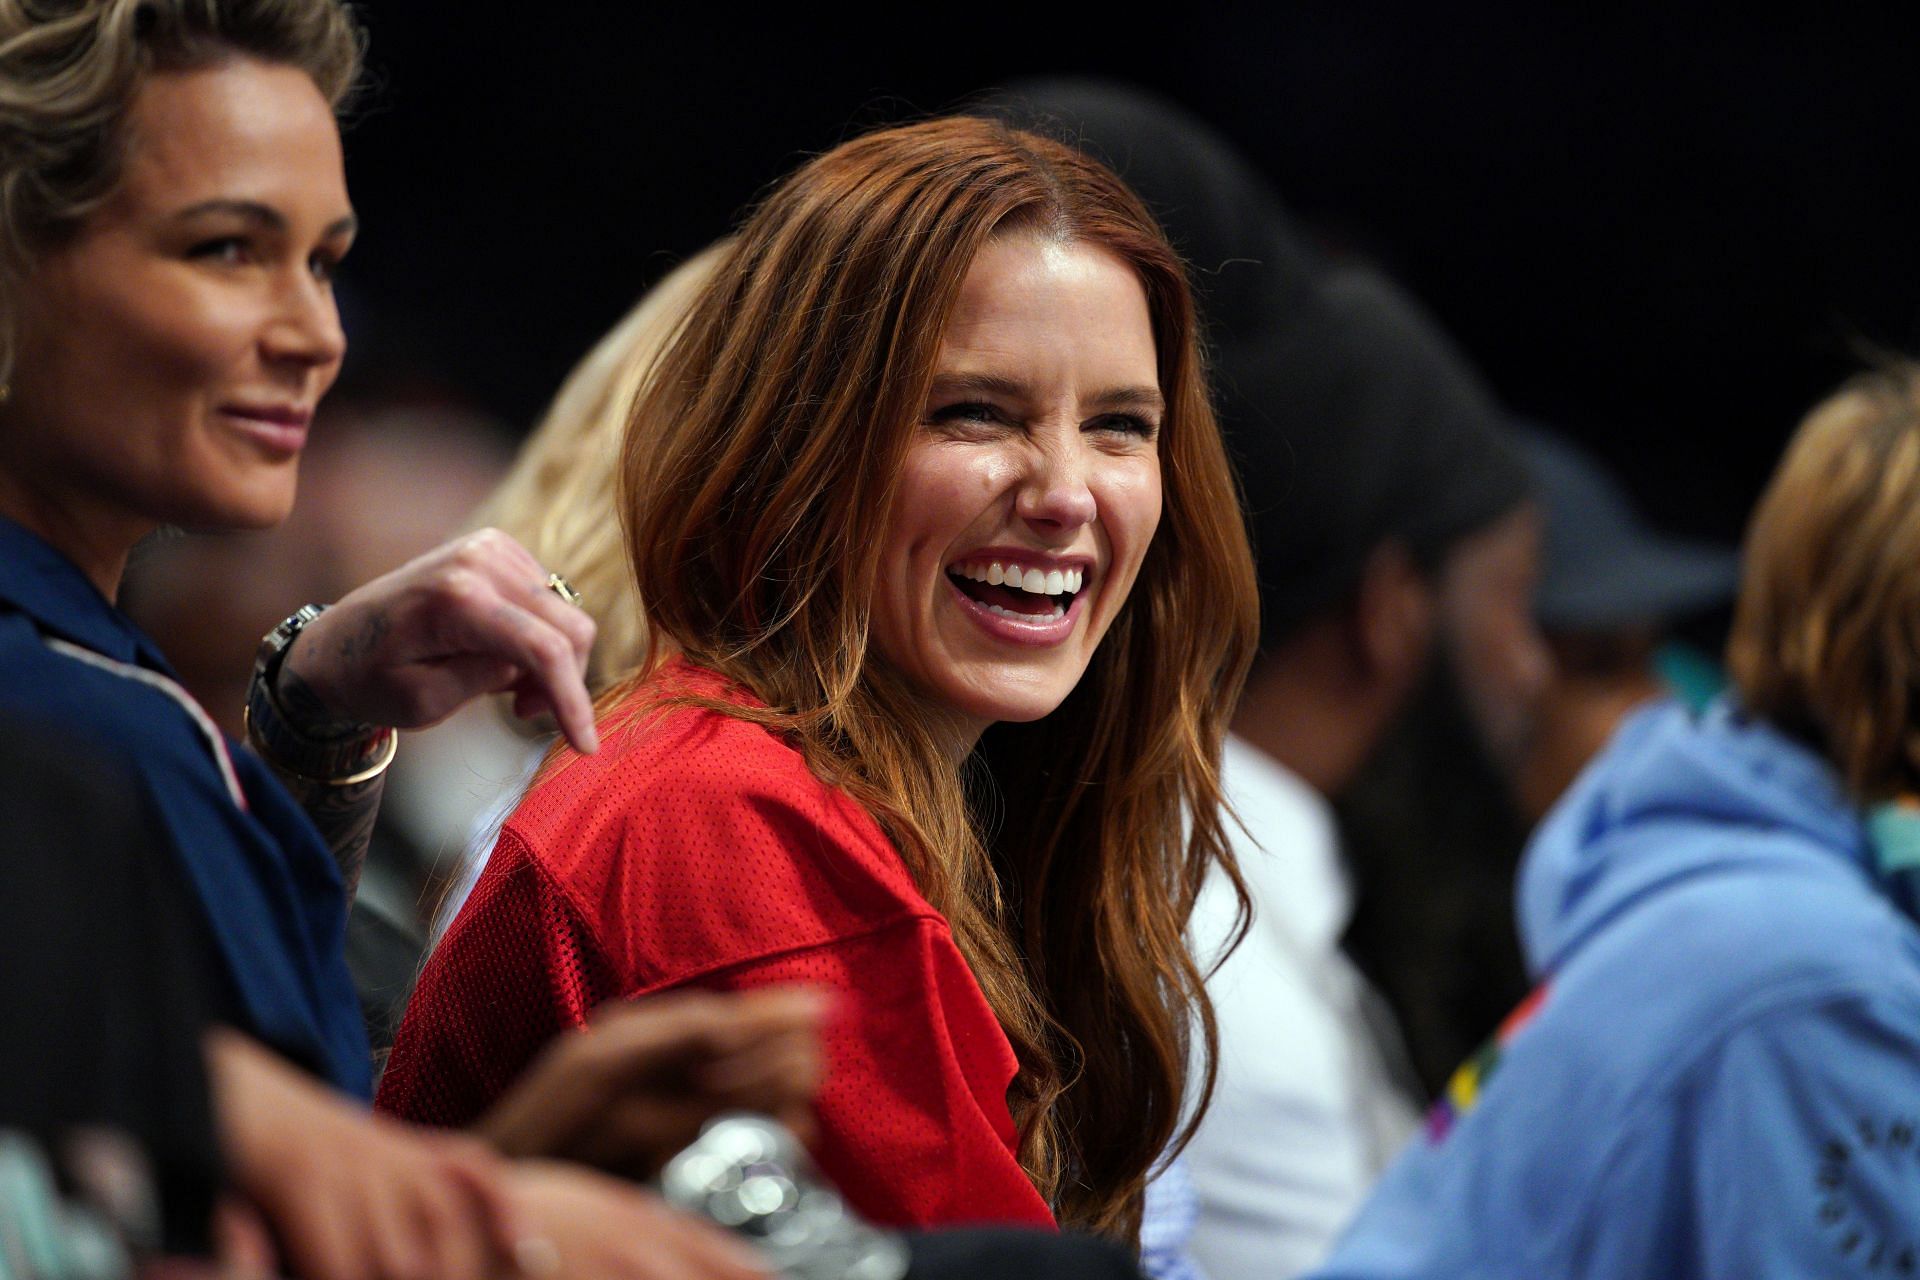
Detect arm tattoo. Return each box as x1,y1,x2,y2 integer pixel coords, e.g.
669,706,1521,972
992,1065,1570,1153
273,656,368,740
269,658,389,902
278,610,393,739
267,763,386,903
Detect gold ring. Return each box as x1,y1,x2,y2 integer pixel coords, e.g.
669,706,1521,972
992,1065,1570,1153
546,572,584,609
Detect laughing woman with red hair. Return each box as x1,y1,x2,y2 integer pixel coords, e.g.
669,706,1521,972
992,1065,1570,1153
381,115,1260,1245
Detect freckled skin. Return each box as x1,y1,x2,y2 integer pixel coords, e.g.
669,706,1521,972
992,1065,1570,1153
869,235,1164,754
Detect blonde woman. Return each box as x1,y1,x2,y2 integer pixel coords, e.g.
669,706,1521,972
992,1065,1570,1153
0,2,779,1274
475,244,730,693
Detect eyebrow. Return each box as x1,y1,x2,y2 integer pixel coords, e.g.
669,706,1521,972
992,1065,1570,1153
173,198,358,240
927,371,1028,403
1092,385,1167,416
928,371,1166,416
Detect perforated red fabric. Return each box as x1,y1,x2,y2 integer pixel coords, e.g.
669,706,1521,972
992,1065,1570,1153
377,662,1054,1230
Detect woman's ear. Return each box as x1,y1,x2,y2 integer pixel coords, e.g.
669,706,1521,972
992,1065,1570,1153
1353,539,1437,692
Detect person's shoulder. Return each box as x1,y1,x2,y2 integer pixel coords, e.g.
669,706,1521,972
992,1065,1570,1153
504,665,938,984
0,609,141,724
515,668,881,853
0,609,211,784
1588,840,1919,1018
1316,833,1920,1278
1478,838,1920,1190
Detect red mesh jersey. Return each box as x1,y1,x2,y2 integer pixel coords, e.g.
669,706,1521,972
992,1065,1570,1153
377,662,1054,1230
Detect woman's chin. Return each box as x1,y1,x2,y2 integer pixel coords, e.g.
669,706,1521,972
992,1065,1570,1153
159,476,300,534
938,666,1083,728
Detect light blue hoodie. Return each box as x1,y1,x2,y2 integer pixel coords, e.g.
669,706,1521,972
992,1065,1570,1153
1310,701,1920,1279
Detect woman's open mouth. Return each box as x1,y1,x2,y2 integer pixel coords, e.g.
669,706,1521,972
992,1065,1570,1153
944,557,1087,640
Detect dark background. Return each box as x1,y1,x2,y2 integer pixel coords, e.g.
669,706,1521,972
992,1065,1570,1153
334,6,1920,545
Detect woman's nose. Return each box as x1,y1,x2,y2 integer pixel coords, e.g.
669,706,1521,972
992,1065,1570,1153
262,271,347,369
1015,437,1098,533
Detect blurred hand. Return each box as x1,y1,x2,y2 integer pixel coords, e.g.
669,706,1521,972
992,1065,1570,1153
506,1161,771,1280
282,526,600,753
207,1029,523,1280
476,988,829,1177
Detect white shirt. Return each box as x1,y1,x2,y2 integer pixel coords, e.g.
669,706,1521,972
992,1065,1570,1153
1182,735,1420,1280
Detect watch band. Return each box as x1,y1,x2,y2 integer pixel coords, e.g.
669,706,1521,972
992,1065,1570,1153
245,604,396,785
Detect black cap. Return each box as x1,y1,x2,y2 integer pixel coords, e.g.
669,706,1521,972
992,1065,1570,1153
1518,424,1739,631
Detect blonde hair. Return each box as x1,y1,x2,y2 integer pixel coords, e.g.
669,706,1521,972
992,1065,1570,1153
0,0,362,380
474,243,727,694
1728,361,1920,801
614,115,1259,1240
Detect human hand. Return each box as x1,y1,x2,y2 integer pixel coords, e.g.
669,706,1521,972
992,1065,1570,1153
505,1161,772,1280
475,988,829,1178
207,1029,524,1280
279,527,600,753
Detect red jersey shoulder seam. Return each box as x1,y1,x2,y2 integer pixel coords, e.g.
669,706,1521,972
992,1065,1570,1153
505,809,952,993
611,911,961,1002
443,823,621,977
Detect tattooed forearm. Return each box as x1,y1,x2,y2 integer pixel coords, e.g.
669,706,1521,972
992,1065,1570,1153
268,766,385,902
268,659,390,902
276,640,376,739
327,608,391,685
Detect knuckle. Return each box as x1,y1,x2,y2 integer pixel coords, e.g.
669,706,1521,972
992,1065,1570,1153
436,1132,503,1177
436,566,489,611
452,528,508,574
390,1238,436,1280
529,629,573,668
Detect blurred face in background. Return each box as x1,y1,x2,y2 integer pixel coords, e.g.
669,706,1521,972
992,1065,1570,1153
1512,626,1667,823
1436,502,1552,771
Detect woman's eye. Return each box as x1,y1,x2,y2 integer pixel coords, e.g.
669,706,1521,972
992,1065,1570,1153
1090,413,1159,440
308,251,341,283
187,237,250,266
927,401,1007,428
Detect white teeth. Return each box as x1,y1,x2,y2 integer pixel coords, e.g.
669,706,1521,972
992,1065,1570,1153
949,560,1087,596
984,601,1067,621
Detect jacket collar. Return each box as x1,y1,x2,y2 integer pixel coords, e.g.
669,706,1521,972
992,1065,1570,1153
0,514,166,669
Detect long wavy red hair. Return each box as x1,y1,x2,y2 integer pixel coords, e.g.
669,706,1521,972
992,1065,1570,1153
612,115,1258,1241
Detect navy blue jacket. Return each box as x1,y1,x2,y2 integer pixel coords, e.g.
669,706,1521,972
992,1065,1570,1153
0,516,370,1096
